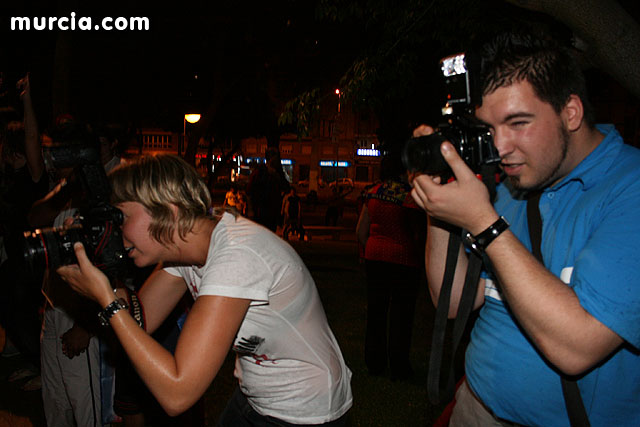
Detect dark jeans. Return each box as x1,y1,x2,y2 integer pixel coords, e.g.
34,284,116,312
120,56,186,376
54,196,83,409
364,260,420,378
217,388,349,427
0,258,43,368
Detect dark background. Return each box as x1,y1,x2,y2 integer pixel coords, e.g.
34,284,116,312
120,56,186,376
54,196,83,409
2,1,640,147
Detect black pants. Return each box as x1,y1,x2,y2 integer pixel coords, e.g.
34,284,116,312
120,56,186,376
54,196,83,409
364,260,420,378
0,258,43,368
217,388,349,426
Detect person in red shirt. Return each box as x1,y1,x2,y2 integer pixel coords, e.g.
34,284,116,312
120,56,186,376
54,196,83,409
356,149,426,380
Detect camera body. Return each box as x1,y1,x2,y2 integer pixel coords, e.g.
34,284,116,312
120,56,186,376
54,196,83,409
23,143,128,280
402,53,500,178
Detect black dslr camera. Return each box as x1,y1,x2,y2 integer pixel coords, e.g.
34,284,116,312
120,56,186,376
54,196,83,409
402,53,500,178
23,143,128,280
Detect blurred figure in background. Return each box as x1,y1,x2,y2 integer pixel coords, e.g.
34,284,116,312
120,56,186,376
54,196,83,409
247,147,289,231
281,187,304,241
0,73,48,390
356,147,426,380
223,183,238,209
29,119,124,426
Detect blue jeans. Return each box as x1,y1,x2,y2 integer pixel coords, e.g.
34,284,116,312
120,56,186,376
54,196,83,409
217,388,349,426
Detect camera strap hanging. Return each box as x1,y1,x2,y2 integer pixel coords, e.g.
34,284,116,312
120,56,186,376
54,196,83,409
427,229,483,404
526,191,590,427
427,165,499,405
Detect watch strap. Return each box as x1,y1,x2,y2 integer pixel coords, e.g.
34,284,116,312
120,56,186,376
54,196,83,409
464,216,509,255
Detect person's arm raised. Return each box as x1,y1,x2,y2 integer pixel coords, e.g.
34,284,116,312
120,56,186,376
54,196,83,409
18,74,44,182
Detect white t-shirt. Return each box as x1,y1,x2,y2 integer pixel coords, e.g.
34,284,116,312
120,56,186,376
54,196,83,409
164,213,352,424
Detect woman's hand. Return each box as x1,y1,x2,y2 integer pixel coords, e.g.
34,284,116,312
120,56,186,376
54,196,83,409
56,242,115,308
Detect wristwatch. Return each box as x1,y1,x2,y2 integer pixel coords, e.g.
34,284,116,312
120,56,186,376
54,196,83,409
98,298,129,326
464,216,510,256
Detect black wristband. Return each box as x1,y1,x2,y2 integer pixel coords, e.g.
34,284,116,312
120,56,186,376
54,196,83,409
464,216,510,256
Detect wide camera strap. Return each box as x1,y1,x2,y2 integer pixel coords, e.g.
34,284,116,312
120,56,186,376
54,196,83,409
427,229,483,404
527,191,590,427
427,164,498,404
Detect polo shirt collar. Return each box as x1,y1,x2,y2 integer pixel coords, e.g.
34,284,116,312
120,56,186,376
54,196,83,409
545,124,621,193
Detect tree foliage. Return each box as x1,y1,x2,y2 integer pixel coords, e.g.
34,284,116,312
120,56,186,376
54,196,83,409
281,0,640,149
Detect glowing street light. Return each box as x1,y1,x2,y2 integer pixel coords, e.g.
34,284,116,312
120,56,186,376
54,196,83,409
185,113,201,124
181,113,201,156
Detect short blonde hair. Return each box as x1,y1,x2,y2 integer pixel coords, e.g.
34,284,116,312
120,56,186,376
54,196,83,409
109,154,212,245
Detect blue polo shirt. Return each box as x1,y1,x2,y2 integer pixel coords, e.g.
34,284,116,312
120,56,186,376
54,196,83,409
466,125,640,426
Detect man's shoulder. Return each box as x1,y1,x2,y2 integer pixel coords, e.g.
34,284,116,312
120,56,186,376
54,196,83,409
594,125,640,175
600,141,640,187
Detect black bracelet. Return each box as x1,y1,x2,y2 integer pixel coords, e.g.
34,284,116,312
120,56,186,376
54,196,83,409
464,216,510,256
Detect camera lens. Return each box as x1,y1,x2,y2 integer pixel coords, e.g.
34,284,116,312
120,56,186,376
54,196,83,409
402,133,450,175
22,225,84,272
23,230,49,273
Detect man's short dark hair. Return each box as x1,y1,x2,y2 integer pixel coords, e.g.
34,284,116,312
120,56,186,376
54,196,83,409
474,30,595,126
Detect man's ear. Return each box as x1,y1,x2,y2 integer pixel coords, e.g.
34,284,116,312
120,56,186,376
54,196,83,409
562,94,584,132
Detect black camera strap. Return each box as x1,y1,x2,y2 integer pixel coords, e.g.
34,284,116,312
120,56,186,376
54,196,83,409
427,165,498,405
527,190,590,427
427,230,483,404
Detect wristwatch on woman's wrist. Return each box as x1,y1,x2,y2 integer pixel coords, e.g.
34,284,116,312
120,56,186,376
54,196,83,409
98,298,129,326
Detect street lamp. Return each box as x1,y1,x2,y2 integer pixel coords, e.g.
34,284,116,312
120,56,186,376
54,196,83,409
181,113,201,156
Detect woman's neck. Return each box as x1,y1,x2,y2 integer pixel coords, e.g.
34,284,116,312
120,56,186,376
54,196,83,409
172,217,218,266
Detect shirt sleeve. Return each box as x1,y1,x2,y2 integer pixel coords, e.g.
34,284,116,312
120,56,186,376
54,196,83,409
198,244,273,303
163,265,183,277
572,183,640,350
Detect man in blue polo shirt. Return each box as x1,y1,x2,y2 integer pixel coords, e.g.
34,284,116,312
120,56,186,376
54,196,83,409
411,31,640,426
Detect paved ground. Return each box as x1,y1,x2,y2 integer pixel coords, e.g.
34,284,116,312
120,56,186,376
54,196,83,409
0,203,457,426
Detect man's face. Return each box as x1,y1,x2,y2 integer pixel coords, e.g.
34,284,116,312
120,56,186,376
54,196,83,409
475,80,570,191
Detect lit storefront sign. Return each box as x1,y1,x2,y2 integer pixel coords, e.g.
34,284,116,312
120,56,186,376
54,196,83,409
319,160,350,167
244,157,293,165
357,148,381,157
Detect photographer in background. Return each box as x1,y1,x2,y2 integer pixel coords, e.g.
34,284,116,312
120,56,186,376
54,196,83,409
29,119,123,426
411,30,640,426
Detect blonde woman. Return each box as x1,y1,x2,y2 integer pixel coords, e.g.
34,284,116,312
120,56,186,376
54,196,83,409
57,154,352,426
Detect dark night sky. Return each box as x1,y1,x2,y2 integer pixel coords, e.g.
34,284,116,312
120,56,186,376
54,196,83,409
4,0,640,139
1,1,363,132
